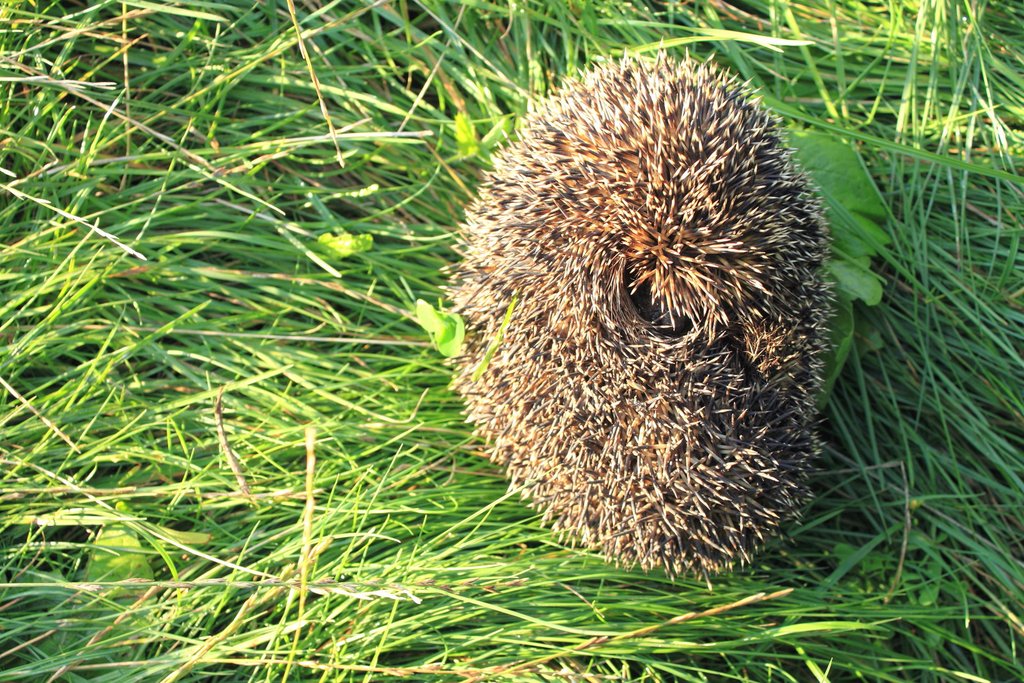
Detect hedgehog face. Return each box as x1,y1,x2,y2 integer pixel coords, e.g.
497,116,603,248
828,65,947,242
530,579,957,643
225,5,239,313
450,56,830,578
611,127,810,339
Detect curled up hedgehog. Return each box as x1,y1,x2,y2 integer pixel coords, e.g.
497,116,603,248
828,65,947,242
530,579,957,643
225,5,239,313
448,56,831,579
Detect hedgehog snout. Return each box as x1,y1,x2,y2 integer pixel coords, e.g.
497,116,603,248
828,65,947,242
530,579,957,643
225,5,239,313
626,275,695,336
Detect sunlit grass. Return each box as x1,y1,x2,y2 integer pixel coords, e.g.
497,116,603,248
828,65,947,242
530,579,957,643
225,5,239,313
1,1,1021,681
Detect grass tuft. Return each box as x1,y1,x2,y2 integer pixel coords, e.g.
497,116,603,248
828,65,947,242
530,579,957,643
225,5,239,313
1,1,1021,681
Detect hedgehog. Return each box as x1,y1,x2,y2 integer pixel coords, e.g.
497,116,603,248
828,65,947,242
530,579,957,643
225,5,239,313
448,56,831,578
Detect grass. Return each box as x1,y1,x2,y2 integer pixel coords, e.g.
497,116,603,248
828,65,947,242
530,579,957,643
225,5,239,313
0,0,1021,680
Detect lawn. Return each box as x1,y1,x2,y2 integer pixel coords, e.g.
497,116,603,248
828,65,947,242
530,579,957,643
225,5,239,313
1,1,1021,681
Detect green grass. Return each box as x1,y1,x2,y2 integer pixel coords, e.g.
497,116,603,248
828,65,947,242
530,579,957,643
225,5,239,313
1,1,1021,681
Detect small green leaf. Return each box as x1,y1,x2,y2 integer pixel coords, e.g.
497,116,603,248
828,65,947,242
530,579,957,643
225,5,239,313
415,299,465,357
861,552,891,574
416,299,444,335
832,542,857,562
830,258,884,306
917,582,941,607
435,314,465,357
454,112,480,158
317,230,373,259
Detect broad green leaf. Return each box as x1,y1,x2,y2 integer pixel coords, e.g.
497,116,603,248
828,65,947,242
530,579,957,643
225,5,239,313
789,129,887,222
830,258,884,306
454,112,480,158
317,230,373,259
829,203,892,260
790,129,891,262
792,129,889,403
851,213,891,251
819,293,854,408
86,525,154,587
